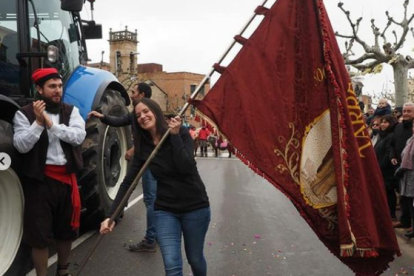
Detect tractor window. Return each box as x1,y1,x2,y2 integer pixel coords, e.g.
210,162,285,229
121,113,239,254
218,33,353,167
0,0,20,97
29,0,81,82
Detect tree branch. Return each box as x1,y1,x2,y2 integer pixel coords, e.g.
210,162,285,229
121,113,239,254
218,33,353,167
345,53,376,65
337,2,372,52
335,32,355,39
351,60,382,71
342,39,355,60
381,18,392,42
387,0,414,51
371,19,381,49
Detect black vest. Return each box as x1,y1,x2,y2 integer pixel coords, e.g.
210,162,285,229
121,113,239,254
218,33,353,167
19,103,83,180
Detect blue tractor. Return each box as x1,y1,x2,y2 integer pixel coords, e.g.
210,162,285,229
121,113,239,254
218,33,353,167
0,0,131,274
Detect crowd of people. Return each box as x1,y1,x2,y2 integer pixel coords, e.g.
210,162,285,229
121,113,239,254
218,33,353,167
365,99,414,238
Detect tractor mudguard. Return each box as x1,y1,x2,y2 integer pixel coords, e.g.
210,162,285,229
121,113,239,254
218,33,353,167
63,66,130,119
0,95,20,124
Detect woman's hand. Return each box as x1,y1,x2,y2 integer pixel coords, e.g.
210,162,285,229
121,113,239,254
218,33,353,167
169,116,182,135
100,218,116,234
125,146,135,161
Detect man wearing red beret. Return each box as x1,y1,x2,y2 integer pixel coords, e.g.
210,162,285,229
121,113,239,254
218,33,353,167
13,68,86,276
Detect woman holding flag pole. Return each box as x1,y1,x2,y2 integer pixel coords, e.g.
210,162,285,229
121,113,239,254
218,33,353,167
100,98,211,276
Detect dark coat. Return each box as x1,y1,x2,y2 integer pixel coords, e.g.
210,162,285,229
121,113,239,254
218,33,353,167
374,131,397,181
390,120,413,163
373,105,392,117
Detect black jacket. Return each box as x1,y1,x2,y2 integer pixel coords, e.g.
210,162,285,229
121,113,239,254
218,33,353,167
101,113,132,127
108,126,209,217
390,120,413,163
374,131,397,181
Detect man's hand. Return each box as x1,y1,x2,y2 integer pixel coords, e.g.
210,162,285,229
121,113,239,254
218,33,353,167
33,100,46,126
391,158,398,166
169,116,182,135
43,113,53,129
125,147,135,161
88,111,104,119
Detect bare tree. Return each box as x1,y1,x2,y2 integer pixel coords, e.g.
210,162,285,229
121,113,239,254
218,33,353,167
336,1,414,106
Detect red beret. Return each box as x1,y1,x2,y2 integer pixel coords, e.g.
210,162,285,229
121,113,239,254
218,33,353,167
32,68,62,85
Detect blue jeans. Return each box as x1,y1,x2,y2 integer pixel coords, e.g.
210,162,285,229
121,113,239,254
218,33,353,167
142,169,157,243
154,207,211,276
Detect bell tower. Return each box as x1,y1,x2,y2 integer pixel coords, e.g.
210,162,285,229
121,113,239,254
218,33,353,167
108,26,139,79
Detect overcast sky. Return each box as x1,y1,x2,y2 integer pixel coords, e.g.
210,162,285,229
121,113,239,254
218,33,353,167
81,0,414,101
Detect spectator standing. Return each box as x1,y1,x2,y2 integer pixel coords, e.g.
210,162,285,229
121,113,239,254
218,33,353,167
390,102,414,228
370,116,382,147
399,121,414,238
374,114,398,220
393,106,403,121
197,126,210,157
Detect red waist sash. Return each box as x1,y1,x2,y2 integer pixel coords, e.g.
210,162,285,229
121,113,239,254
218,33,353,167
44,165,81,230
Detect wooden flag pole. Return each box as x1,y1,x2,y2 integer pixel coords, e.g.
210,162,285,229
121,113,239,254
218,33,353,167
74,1,269,275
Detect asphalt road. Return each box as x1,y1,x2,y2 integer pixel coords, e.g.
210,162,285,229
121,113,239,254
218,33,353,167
42,155,414,276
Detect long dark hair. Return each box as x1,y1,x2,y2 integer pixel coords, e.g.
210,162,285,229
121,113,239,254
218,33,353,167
379,114,398,136
131,98,168,155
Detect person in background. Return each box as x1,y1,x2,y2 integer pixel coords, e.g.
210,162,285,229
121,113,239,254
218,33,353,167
13,68,86,276
100,98,210,276
197,125,210,157
189,125,197,140
189,125,199,156
398,121,414,238
367,99,391,126
390,102,414,229
374,98,392,117
88,83,158,252
393,106,403,121
370,116,382,147
365,107,375,126
374,114,398,220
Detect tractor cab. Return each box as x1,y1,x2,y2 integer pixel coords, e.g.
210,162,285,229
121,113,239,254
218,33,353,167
0,0,100,102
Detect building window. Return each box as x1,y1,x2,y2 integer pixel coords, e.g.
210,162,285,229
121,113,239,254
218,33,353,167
190,84,204,96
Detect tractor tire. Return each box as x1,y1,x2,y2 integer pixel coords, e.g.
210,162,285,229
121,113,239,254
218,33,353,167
78,89,132,229
0,120,31,276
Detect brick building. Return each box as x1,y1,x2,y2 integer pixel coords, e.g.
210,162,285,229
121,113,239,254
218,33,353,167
138,63,209,127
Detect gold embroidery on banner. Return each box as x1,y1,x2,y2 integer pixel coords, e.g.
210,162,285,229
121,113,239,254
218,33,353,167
346,83,371,157
300,110,337,209
274,117,338,230
313,67,326,86
274,123,301,185
318,208,338,231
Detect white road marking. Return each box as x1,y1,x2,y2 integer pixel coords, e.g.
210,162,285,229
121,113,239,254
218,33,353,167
26,194,144,276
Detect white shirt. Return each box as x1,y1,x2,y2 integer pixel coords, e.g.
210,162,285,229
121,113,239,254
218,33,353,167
13,106,86,165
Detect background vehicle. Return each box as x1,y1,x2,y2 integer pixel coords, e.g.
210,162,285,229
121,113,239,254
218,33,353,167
0,0,131,274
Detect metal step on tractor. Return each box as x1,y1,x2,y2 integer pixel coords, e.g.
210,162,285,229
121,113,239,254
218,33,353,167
0,0,132,275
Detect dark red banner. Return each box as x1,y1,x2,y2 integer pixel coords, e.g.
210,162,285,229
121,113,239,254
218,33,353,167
192,0,400,274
